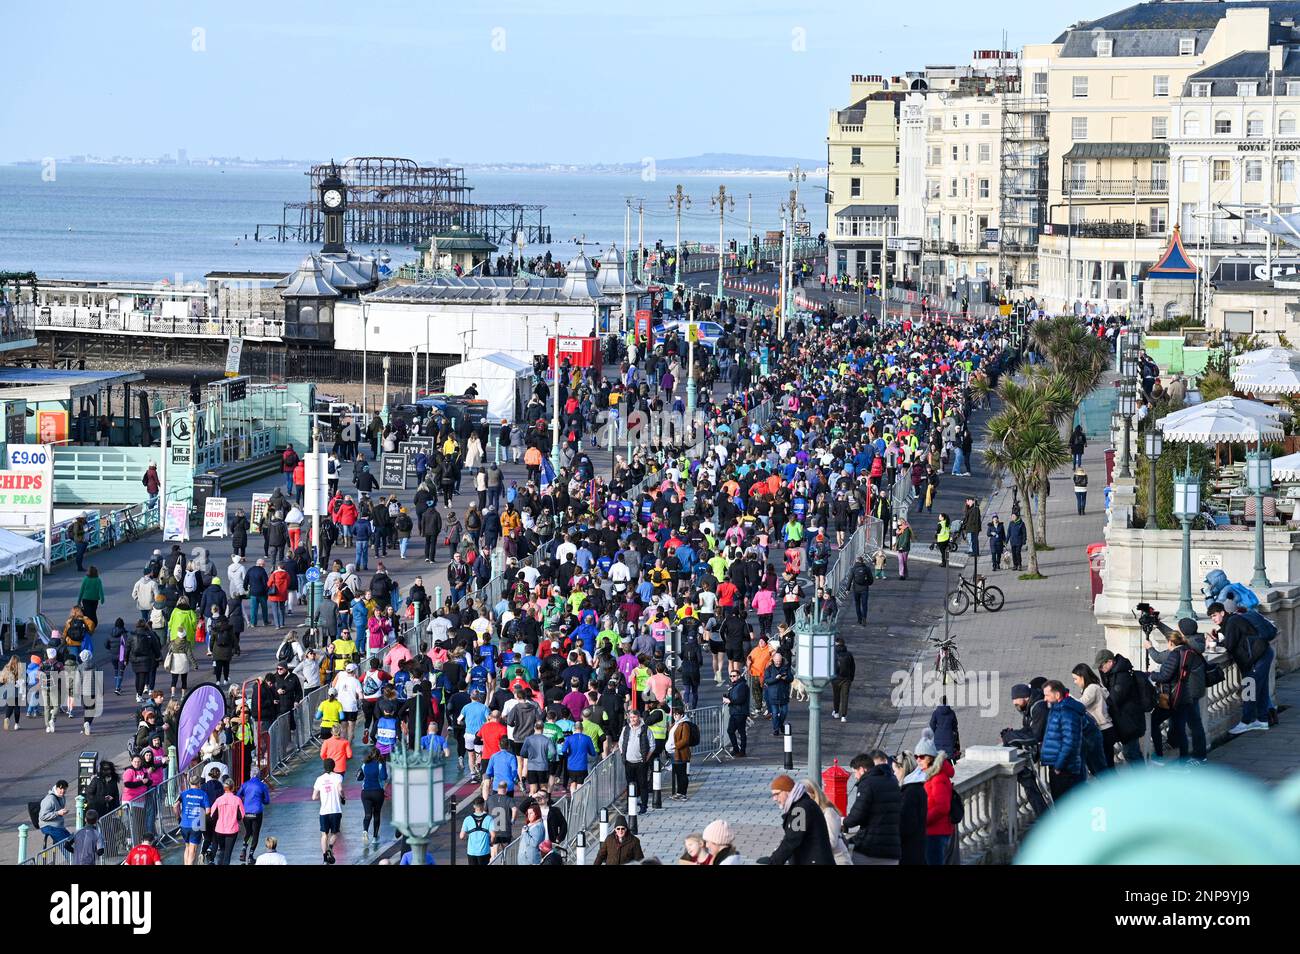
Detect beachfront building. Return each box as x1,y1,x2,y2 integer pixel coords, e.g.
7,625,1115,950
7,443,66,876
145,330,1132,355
825,74,902,281
1035,1,1300,314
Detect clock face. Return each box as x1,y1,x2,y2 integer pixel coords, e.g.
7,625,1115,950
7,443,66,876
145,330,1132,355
322,189,343,209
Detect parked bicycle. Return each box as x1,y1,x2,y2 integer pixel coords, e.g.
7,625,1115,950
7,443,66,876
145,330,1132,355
946,572,1005,615
930,635,965,683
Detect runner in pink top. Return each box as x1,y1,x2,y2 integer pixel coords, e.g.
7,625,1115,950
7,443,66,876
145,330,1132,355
207,780,246,866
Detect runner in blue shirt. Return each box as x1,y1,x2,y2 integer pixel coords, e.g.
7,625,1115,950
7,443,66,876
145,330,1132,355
459,692,490,780
559,729,597,792
237,767,271,864
468,662,490,695
175,783,212,866
459,799,495,865
482,748,519,795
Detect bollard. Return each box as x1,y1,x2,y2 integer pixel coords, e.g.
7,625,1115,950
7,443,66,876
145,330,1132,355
599,807,610,842
167,745,180,804
627,783,639,833
17,823,29,864
576,830,587,866
652,759,663,809
784,723,794,771
434,585,443,610
75,795,86,831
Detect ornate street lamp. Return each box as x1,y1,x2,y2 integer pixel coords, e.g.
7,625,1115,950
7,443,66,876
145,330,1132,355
389,696,446,866
1144,429,1163,529
1245,438,1273,589
1172,451,1201,620
795,618,837,778
1118,379,1137,479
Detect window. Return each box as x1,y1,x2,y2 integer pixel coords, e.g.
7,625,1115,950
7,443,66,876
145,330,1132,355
927,178,940,198
951,114,958,128
1150,206,1167,235
1179,37,1195,56
964,144,970,161
1191,82,1211,98
1181,159,1199,183
850,177,862,197
1213,159,1231,182
1097,37,1113,57
1032,113,1048,138
850,146,862,165
1032,72,1047,95
1238,82,1257,98
980,112,991,127
1282,160,1296,183
1072,116,1088,140
951,145,959,162
964,113,971,127
950,179,958,197
928,146,941,166
1247,113,1264,137
1281,112,1296,135
1215,113,1232,135
1182,202,1200,238
1070,161,1087,188
978,143,991,162
978,178,990,199
961,178,969,197
1183,112,1201,136
1152,160,1167,187
1154,75,1170,97
1072,76,1089,98
1288,82,1300,97
1152,115,1168,139
1246,159,1263,182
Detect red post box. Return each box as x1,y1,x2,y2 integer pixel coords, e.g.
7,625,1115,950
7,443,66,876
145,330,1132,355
822,758,851,817
1087,542,1107,607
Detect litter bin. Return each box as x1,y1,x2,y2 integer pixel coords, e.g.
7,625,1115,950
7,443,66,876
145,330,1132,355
1086,542,1107,607
192,473,221,519
1103,449,1115,486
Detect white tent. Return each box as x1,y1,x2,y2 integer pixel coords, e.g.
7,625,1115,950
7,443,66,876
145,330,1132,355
1270,451,1300,482
0,527,43,576
441,352,533,425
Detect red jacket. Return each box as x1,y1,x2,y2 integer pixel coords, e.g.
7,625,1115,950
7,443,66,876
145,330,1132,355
924,759,956,836
267,568,292,603
293,461,305,488
336,502,358,527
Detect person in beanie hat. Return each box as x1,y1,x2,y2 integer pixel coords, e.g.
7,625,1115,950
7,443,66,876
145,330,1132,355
760,774,834,865
915,728,955,864
701,819,745,865
594,814,643,866
1095,648,1146,764
1001,682,1049,817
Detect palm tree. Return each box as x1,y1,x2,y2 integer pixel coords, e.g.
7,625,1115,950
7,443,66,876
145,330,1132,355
983,383,1071,577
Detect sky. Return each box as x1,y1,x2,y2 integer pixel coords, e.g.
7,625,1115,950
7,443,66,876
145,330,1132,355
1,0,1125,165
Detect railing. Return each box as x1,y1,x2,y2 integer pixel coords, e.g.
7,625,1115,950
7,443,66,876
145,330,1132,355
29,306,285,340
0,306,36,344
1062,178,1168,198
792,515,884,630
22,678,332,865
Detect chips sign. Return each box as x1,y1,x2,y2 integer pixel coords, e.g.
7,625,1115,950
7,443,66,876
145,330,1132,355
203,496,228,537
381,453,409,489
0,470,49,512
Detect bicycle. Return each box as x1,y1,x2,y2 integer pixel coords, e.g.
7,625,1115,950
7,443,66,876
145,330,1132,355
946,572,1004,615
930,635,965,683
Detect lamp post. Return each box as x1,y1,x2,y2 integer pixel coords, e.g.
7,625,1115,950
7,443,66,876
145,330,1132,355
795,617,836,779
668,185,691,287
1144,429,1163,529
550,312,562,472
361,302,370,418
1172,451,1201,620
381,355,391,428
388,696,445,866
1118,378,1136,479
1245,437,1273,589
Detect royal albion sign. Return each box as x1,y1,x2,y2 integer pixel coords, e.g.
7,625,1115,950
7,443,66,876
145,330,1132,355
1237,141,1300,152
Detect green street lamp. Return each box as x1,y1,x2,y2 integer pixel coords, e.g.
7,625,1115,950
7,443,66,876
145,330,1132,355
389,697,446,866
1245,438,1273,590
1172,452,1201,620
1118,379,1136,479
1144,429,1163,529
795,617,837,779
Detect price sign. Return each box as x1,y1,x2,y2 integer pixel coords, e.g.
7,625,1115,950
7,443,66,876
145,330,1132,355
381,453,410,489
7,445,51,470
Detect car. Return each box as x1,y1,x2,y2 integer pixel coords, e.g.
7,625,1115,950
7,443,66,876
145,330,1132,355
654,319,726,350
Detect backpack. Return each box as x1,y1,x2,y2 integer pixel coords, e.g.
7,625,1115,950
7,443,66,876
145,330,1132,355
214,627,234,650
183,569,198,591
276,641,296,665
1135,672,1158,713
948,787,964,824
685,719,701,747
1241,609,1278,643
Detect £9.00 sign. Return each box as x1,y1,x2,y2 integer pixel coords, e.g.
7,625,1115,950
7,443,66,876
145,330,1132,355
7,445,51,470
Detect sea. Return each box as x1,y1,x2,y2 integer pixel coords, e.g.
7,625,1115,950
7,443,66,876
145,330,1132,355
0,163,810,283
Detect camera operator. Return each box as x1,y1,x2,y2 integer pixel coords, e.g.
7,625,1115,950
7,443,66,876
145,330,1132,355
1000,679,1049,816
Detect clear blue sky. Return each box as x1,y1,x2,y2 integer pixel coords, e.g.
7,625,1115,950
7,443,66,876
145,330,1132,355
1,0,1121,164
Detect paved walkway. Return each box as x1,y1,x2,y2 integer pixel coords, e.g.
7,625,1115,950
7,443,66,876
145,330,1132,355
1207,673,1298,783
584,761,787,865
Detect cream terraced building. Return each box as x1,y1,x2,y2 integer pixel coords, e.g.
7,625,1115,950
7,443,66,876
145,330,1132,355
1037,0,1300,313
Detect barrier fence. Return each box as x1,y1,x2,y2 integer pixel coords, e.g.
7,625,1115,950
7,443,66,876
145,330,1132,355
21,679,330,866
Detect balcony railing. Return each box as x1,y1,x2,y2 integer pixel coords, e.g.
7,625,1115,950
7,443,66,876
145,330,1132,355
29,306,285,339
1062,178,1169,198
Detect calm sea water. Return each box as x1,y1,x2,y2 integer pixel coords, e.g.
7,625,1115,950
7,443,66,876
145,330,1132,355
0,164,806,282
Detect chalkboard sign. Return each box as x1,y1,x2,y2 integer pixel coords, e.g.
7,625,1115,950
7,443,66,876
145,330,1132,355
381,453,410,490
399,439,434,480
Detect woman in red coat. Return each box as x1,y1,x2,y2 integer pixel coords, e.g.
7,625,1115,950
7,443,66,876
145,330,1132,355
916,728,955,865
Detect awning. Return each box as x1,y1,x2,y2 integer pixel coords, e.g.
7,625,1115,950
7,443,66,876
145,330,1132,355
0,527,43,576
1062,142,1169,160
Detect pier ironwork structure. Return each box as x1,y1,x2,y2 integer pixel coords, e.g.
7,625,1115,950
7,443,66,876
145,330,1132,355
255,157,549,247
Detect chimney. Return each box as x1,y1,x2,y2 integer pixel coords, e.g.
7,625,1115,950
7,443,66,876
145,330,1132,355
1270,44,1285,72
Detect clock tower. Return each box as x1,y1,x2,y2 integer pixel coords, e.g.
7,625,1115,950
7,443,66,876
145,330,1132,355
319,162,347,254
